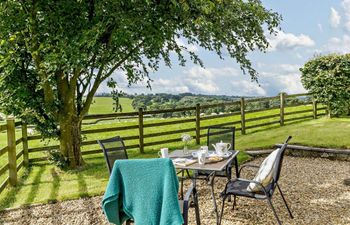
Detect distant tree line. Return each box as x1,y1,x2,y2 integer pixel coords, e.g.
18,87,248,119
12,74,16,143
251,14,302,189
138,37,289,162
129,93,310,118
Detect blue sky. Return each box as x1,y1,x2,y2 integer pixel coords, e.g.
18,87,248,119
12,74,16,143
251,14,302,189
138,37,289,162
99,0,350,97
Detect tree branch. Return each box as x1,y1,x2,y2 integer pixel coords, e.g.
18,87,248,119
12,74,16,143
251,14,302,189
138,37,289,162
102,40,145,80
78,64,105,119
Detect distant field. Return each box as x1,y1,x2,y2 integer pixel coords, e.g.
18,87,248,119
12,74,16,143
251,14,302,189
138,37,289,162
88,97,134,114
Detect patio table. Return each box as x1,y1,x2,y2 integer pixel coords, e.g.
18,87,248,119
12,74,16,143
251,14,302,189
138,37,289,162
169,149,240,225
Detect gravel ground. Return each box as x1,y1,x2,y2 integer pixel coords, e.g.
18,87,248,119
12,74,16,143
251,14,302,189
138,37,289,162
0,156,349,225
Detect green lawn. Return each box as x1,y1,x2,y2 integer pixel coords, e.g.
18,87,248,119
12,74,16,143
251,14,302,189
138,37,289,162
0,103,326,193
0,117,350,210
88,97,134,114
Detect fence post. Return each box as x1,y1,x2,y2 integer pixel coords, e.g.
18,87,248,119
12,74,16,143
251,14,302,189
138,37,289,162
312,100,318,119
7,117,17,186
195,103,200,145
326,104,331,118
280,93,285,126
240,97,246,135
138,108,144,154
21,121,29,166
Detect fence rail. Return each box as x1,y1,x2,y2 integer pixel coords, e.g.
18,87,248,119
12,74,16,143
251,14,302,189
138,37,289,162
0,117,27,196
0,92,327,196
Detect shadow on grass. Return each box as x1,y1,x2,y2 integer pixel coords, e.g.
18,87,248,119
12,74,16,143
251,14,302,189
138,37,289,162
48,168,60,203
25,165,46,205
77,173,88,198
0,166,33,211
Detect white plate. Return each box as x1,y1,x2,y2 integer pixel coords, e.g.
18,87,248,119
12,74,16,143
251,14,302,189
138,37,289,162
191,151,212,158
214,151,233,158
192,151,232,158
173,158,188,163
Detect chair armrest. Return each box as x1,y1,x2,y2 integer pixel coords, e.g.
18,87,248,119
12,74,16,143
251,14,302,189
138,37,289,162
238,164,259,177
184,184,195,202
235,178,269,196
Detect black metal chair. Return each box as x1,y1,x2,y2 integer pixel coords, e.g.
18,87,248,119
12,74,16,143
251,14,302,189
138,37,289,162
179,184,201,225
97,136,128,174
186,126,238,221
125,184,200,225
99,137,200,225
202,126,238,178
219,136,293,225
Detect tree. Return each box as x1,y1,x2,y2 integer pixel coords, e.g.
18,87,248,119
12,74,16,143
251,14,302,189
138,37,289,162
300,54,350,116
0,0,280,168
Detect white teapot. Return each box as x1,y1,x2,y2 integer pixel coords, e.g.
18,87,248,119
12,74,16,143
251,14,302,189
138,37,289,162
212,141,231,156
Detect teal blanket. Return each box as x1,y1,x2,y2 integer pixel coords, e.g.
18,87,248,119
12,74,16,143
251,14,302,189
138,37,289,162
102,158,183,225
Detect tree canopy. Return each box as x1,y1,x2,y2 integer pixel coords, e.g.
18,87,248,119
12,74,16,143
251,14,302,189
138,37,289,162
0,0,281,168
300,54,350,116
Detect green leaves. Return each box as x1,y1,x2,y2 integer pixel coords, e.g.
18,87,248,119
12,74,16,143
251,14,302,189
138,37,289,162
0,0,280,140
300,54,350,116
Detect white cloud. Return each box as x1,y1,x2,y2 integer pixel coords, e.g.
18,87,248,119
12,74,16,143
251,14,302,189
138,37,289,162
277,64,301,73
153,79,190,93
252,63,306,95
275,74,306,94
183,66,239,94
267,31,315,51
231,80,266,96
318,23,323,32
330,7,341,28
97,63,306,97
342,0,350,31
322,35,350,53
296,53,303,59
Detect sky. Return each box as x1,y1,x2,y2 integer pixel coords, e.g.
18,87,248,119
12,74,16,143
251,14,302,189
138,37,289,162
98,0,350,97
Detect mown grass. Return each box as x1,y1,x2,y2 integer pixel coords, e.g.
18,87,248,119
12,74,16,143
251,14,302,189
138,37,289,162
88,97,134,114
1,98,347,210
1,116,350,210
0,103,325,193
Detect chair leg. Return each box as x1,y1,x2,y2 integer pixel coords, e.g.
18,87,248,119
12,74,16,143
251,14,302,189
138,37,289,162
219,195,228,225
232,195,237,210
227,170,232,202
193,191,201,225
277,183,293,219
180,170,184,199
266,197,282,225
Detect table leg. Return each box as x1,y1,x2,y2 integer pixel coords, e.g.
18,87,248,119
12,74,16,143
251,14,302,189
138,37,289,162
234,157,239,178
208,172,220,225
233,157,239,207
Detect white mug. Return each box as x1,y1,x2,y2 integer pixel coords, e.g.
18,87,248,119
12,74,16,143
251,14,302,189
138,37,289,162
158,148,169,158
200,146,209,156
198,150,206,166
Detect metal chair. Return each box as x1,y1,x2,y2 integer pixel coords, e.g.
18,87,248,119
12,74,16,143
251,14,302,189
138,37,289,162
194,127,238,191
125,184,200,225
219,136,293,225
205,126,238,178
99,138,200,225
179,184,201,225
97,136,128,174
188,126,238,221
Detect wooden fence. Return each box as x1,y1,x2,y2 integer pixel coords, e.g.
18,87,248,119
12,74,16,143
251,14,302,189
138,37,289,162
0,92,326,194
0,118,28,194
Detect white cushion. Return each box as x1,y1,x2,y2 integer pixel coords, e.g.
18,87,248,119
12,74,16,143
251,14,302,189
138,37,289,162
247,148,280,192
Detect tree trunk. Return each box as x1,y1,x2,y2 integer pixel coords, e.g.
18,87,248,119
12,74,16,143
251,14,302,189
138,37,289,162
59,115,84,168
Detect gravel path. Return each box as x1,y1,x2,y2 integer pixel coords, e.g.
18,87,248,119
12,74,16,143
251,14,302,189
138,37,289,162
0,156,349,225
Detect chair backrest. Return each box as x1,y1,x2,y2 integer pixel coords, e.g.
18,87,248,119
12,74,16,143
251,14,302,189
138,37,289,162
272,136,292,184
97,136,128,174
102,158,183,224
207,126,235,151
